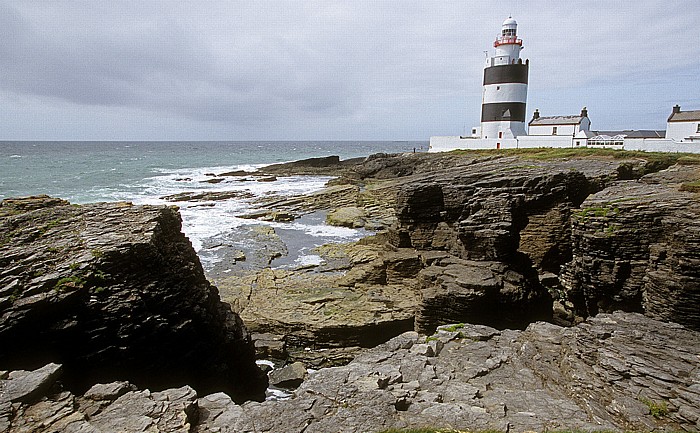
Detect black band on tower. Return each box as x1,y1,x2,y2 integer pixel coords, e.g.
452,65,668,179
481,102,527,122
483,64,529,85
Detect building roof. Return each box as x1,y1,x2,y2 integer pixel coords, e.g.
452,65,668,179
593,130,666,139
529,115,585,126
668,110,700,122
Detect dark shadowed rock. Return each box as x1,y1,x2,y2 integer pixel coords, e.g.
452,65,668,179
560,165,700,330
0,196,267,401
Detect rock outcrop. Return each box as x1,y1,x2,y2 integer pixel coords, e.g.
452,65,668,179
219,151,698,357
0,196,266,401
389,157,630,332
561,164,700,330
6,312,697,432
216,240,421,367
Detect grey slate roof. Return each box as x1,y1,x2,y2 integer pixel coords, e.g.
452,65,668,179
529,115,584,126
668,110,700,122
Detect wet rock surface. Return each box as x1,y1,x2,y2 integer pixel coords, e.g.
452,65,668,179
0,196,266,401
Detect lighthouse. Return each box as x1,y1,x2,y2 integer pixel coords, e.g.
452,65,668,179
480,17,529,140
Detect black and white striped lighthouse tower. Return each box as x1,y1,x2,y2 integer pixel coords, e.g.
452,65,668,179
480,17,529,140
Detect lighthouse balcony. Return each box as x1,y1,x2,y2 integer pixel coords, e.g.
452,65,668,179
494,37,522,47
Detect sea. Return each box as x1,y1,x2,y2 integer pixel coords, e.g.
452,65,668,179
0,141,427,273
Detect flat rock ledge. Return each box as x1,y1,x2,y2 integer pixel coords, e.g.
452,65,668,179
2,312,697,432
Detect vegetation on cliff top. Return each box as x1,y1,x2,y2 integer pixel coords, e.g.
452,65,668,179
449,147,700,165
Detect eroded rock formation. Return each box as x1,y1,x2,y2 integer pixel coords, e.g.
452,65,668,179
561,165,700,330
0,196,266,401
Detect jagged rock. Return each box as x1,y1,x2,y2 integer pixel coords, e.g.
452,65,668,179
185,312,698,433
0,196,266,401
201,178,225,184
326,206,366,228
0,363,62,404
84,381,136,401
195,392,243,433
252,333,287,360
560,165,700,330
218,170,252,177
161,190,254,202
216,242,421,361
268,362,307,388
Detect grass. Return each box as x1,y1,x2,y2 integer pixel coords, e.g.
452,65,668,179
54,275,86,292
640,398,668,419
441,323,465,332
449,147,700,165
680,179,700,193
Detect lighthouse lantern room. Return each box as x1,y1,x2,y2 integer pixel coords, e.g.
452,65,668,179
480,17,529,140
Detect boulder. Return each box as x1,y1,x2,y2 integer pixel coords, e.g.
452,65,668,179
0,363,62,404
268,362,307,389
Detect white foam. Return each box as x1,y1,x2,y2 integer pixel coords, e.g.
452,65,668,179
293,254,324,267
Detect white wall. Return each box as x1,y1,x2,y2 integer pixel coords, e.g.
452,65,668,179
667,121,700,142
517,135,574,148
623,138,700,153
528,124,577,136
429,136,700,154
429,136,518,152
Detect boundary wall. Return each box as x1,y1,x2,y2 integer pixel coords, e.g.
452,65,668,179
429,136,700,154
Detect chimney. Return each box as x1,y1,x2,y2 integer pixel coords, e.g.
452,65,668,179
532,109,540,120
672,104,681,114
581,106,588,118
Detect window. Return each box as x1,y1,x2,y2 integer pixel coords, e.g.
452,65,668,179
498,131,503,139
552,127,558,135
696,123,700,133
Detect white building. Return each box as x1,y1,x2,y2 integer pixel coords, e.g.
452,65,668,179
428,18,700,154
666,105,700,142
528,108,591,137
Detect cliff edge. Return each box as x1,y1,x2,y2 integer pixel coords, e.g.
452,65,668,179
0,196,267,402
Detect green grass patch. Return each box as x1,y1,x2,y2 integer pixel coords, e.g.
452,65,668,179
680,179,700,193
449,147,695,166
640,398,668,419
441,323,465,332
54,275,86,292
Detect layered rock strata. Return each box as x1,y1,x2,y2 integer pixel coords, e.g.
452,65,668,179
7,312,693,432
0,196,266,401
389,157,628,332
561,165,700,330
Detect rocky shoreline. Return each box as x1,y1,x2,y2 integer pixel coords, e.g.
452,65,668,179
2,149,700,432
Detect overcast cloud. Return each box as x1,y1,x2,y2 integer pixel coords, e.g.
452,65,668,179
1,1,698,140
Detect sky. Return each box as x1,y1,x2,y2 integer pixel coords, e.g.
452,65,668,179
1,1,699,141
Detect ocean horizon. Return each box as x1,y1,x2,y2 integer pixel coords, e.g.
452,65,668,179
1,140,427,272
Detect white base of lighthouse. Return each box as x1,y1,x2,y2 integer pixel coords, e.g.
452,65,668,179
481,121,527,140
